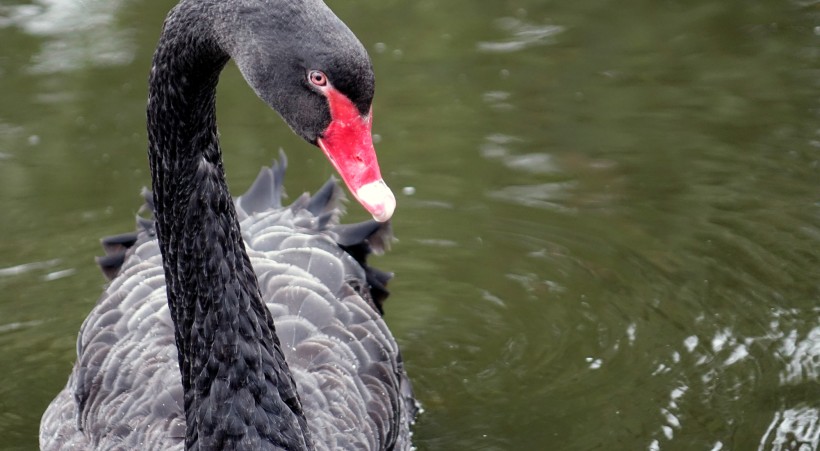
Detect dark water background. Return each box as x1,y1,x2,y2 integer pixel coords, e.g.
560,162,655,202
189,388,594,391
1,0,818,449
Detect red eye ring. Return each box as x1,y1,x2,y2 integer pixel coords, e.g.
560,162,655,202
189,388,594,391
308,70,328,87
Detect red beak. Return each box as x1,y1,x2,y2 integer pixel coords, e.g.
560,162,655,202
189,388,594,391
317,89,395,222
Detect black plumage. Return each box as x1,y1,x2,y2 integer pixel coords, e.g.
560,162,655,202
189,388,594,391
40,0,415,449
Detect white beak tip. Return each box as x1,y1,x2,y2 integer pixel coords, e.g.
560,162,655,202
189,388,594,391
356,179,396,222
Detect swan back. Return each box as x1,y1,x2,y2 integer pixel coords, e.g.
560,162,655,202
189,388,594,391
40,159,416,450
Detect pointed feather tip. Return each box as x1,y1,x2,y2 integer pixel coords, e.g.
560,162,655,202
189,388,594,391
96,253,126,281
100,232,138,255
332,219,396,315
369,267,393,287
137,216,156,236
286,185,346,227
315,211,336,230
136,187,157,235
365,220,393,255
139,186,154,212
307,177,345,217
332,220,394,255
237,150,289,216
273,148,287,189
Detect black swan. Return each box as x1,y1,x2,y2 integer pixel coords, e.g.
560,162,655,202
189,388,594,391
39,0,416,449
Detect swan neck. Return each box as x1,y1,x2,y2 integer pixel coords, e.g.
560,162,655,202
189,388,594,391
146,5,311,449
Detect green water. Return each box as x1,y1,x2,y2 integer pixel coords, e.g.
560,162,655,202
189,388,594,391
1,0,818,449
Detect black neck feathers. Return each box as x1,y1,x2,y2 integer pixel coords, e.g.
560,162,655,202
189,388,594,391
146,3,311,449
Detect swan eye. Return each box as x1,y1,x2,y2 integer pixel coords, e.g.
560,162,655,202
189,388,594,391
308,70,328,87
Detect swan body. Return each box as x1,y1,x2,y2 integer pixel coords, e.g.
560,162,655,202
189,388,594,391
41,163,415,450
40,0,415,448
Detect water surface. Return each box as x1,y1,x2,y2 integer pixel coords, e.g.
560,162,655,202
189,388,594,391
1,0,818,449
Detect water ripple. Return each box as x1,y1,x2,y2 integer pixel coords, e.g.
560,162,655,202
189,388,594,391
0,259,60,277
477,17,565,54
3,0,134,73
759,406,819,451
0,319,44,334
489,182,576,212
480,133,560,174
643,309,820,450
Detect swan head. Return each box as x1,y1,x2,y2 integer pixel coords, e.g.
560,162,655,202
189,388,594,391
218,0,396,222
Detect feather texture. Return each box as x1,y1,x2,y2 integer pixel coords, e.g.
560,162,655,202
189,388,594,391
40,162,416,450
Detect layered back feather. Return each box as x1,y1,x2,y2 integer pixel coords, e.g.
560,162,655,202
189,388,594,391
40,155,416,450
